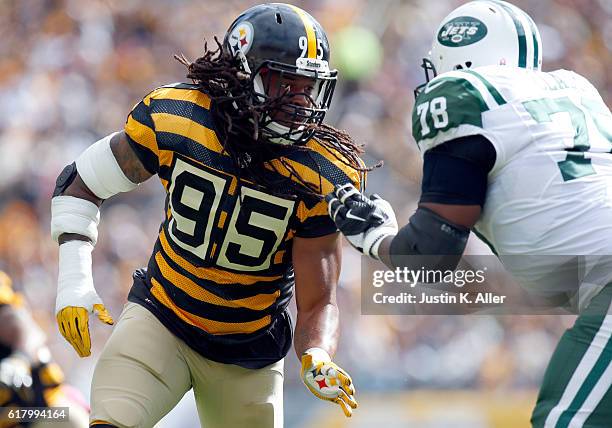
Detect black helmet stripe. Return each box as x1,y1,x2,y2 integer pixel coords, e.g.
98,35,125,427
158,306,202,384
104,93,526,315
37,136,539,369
288,4,317,59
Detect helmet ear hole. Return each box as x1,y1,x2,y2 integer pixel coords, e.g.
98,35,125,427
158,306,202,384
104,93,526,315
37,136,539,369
465,61,472,68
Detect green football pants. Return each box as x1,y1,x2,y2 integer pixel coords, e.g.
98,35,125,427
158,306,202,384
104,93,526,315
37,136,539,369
532,285,612,428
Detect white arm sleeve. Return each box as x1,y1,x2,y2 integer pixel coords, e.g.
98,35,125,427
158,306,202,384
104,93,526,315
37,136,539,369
50,196,100,245
52,133,135,313
51,196,102,313
75,132,138,200
55,240,102,314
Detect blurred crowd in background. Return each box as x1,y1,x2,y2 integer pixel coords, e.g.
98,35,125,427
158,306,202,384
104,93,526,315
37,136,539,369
0,0,610,426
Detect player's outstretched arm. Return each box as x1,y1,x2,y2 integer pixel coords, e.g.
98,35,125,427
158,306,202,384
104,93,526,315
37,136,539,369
326,184,477,270
375,202,480,268
293,233,358,417
51,131,153,357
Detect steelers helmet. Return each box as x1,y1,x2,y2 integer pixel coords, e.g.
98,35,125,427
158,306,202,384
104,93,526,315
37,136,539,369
416,0,542,96
223,3,337,145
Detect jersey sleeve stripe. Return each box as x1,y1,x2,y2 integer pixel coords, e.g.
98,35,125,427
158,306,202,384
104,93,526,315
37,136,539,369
151,112,224,154
125,99,160,172
295,198,328,222
267,158,334,194
125,114,158,152
427,73,497,110
312,141,365,190
156,131,234,172
152,86,212,109
150,278,272,335
300,197,329,221
149,99,215,130
413,77,490,142
159,149,174,167
125,133,160,175
463,70,507,105
296,216,337,238
280,147,356,191
295,224,337,238
129,100,155,129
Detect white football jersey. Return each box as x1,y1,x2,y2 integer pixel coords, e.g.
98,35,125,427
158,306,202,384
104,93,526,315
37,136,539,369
412,66,612,306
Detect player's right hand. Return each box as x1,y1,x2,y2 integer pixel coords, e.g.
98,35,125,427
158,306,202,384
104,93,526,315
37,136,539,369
56,302,113,357
301,348,358,417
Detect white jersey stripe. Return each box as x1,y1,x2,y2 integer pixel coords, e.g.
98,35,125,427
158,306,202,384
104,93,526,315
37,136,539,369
544,299,612,428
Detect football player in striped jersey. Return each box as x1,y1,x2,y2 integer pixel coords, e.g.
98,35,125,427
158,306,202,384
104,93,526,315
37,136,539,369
0,271,89,428
51,3,365,427
327,1,612,427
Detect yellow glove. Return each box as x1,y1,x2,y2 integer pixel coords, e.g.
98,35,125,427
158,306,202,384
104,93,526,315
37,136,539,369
56,304,113,357
300,348,358,417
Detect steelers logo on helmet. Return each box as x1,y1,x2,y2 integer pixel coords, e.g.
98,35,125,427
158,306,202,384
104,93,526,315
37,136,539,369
437,16,488,47
228,21,254,56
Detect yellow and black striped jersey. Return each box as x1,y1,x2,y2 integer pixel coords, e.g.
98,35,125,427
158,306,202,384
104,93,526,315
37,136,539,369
124,83,363,368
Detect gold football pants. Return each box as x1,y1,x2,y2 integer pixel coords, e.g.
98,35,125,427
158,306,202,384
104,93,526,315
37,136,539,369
90,302,284,428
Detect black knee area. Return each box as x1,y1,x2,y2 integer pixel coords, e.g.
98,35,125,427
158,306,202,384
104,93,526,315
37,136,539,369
90,424,120,428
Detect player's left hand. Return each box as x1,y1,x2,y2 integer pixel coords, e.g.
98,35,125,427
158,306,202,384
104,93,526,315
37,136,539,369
300,348,357,417
326,183,398,259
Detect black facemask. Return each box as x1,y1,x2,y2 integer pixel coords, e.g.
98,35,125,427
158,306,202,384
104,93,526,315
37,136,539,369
414,58,438,99
251,61,337,145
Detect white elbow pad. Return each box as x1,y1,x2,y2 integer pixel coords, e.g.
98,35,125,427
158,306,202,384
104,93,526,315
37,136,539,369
75,132,138,200
51,196,100,245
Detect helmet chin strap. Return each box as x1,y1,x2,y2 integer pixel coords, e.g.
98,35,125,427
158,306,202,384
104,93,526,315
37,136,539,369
265,120,306,145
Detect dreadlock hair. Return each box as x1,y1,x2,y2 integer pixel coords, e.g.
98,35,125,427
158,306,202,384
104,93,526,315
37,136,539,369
175,37,380,200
